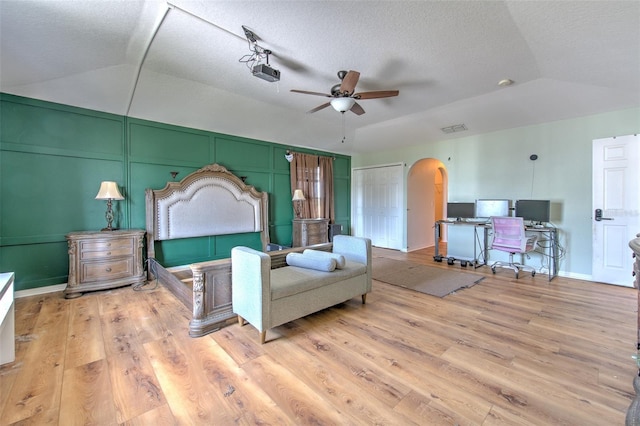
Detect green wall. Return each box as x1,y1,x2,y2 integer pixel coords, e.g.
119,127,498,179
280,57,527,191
0,94,351,291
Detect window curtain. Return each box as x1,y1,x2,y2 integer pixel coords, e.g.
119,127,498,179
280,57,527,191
290,152,335,222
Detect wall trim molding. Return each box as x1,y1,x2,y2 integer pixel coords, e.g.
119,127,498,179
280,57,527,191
15,284,66,299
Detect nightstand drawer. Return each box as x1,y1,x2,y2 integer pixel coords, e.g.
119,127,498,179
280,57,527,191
305,228,326,240
80,238,134,255
82,258,134,282
80,245,134,260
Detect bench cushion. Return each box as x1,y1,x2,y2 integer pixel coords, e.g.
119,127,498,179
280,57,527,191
270,260,367,300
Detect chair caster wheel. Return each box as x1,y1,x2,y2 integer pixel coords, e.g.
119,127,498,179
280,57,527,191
460,261,467,267
515,273,519,279
532,271,536,277
491,267,496,274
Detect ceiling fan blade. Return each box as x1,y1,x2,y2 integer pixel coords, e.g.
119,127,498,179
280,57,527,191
307,102,331,113
291,89,332,97
339,70,360,95
350,102,365,115
354,90,399,100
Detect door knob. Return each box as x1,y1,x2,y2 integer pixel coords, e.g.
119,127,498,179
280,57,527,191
595,208,613,221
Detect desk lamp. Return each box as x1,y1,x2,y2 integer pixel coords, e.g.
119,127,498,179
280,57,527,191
292,189,305,219
95,181,124,231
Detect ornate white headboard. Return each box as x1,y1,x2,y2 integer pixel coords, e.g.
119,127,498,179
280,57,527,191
145,163,269,260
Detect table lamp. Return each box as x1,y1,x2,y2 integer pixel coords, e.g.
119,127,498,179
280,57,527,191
95,181,124,231
292,189,305,219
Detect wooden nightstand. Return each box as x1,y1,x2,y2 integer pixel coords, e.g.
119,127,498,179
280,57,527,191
292,218,329,247
65,229,145,298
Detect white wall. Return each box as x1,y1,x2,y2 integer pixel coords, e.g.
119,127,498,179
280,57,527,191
352,107,640,278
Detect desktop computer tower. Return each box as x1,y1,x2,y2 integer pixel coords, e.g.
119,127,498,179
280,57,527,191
447,225,476,261
446,223,486,263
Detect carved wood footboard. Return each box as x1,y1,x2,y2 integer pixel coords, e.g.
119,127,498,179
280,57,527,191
189,258,234,337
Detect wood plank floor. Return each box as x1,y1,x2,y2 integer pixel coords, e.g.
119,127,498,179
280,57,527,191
1,247,637,425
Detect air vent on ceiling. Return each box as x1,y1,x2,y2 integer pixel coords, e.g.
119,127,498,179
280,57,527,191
441,124,468,134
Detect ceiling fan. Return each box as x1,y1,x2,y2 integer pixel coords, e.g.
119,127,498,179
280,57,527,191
291,70,399,115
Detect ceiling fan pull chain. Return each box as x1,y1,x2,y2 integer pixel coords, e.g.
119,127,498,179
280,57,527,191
342,112,346,143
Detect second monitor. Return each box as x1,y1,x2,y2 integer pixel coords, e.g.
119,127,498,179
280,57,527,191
515,199,550,225
475,199,511,219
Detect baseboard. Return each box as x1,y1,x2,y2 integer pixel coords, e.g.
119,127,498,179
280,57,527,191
15,284,66,299
557,271,635,287
558,271,592,281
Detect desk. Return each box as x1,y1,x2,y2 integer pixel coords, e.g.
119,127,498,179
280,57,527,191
434,220,489,267
524,226,559,281
434,221,560,280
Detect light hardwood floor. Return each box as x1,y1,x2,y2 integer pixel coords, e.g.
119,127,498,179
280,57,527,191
1,247,637,425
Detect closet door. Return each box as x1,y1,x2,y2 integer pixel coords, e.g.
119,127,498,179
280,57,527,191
352,164,403,250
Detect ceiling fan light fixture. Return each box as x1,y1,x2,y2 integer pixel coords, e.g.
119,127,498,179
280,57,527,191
330,97,356,113
291,69,399,115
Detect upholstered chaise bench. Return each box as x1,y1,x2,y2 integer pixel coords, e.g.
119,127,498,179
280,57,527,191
231,235,372,344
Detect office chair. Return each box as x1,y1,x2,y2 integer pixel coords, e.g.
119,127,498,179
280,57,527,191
489,216,539,278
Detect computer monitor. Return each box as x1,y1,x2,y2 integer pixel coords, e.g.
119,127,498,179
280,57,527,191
446,202,475,220
475,199,511,219
515,199,550,224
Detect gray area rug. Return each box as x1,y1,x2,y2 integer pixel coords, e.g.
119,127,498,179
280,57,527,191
372,257,485,297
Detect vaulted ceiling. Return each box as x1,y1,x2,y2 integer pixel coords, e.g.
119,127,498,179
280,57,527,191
1,1,639,154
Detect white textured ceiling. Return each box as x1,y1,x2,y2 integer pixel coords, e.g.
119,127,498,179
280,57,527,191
1,1,639,154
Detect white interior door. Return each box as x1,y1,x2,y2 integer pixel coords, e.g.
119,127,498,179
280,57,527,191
592,134,640,286
352,164,403,250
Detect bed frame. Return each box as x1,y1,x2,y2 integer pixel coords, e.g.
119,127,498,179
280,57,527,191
145,163,269,337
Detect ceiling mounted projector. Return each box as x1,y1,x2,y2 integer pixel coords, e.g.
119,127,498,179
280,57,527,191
252,63,280,82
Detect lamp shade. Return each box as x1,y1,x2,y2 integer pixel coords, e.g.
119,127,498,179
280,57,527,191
330,97,356,112
95,181,124,200
292,189,306,201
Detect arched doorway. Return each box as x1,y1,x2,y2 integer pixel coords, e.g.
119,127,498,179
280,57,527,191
407,158,447,251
